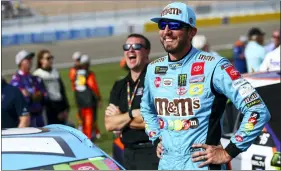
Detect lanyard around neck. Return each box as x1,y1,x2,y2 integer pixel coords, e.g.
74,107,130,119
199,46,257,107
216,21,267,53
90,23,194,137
127,79,140,110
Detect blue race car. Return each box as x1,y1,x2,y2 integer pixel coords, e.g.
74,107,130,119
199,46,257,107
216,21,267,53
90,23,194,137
2,124,125,170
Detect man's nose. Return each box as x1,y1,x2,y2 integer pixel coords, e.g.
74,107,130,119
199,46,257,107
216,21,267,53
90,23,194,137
163,25,171,35
129,46,135,52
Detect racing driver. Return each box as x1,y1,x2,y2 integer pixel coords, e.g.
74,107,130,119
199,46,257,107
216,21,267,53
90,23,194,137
140,2,271,170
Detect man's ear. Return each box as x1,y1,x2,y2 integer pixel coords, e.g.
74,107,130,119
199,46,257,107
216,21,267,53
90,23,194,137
190,27,197,38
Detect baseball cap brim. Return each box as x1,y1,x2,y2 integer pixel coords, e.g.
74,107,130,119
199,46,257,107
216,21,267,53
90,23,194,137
151,17,192,26
25,52,35,59
151,17,178,23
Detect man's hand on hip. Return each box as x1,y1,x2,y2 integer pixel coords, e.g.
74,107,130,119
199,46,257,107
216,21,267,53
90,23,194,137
156,137,163,159
191,143,232,168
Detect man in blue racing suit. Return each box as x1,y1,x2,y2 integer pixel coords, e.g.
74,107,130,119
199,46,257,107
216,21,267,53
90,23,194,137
140,2,271,170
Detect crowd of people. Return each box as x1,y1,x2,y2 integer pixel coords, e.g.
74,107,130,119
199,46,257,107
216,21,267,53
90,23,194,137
233,28,280,74
2,1,279,170
1,0,33,20
2,49,102,141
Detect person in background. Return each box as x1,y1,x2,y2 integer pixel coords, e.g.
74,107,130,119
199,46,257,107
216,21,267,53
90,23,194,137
69,51,83,130
104,33,159,170
233,35,248,74
2,78,30,128
192,34,219,56
260,45,280,72
74,55,102,140
69,51,82,91
120,56,130,71
10,50,47,127
33,49,70,125
244,27,267,73
264,30,280,53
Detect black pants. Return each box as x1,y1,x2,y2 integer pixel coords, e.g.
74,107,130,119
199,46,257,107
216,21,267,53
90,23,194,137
45,102,67,125
124,145,159,170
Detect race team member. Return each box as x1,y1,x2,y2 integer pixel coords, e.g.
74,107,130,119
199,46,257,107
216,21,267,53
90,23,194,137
232,36,248,74
69,51,83,130
259,45,280,72
120,56,130,71
69,51,82,91
140,2,271,170
192,35,219,56
74,55,102,139
264,30,280,53
2,78,30,128
244,27,266,73
104,33,159,170
10,50,48,127
33,49,70,125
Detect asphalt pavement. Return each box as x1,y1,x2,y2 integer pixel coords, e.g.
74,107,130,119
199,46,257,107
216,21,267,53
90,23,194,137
2,20,279,74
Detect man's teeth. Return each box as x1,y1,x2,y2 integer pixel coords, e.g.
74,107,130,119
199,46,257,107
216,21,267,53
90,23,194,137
129,55,136,59
165,38,173,42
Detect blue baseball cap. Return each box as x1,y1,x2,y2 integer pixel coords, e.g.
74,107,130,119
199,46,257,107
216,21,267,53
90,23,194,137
151,2,196,28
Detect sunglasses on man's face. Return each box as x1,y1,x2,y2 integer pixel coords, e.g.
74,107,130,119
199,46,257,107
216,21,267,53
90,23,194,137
123,43,146,51
158,21,190,30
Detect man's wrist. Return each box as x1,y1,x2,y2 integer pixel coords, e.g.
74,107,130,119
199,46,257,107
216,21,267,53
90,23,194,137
224,141,242,159
128,110,134,120
224,149,233,162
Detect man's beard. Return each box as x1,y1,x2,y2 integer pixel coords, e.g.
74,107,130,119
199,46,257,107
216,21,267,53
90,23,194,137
161,38,187,54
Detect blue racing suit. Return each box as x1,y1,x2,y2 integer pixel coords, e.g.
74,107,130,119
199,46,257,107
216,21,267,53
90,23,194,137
140,47,271,170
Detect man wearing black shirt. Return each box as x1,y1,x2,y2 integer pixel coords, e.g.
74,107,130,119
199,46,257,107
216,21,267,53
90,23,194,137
2,78,30,128
105,33,159,169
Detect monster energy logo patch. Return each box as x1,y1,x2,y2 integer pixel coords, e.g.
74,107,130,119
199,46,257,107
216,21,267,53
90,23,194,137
178,74,187,86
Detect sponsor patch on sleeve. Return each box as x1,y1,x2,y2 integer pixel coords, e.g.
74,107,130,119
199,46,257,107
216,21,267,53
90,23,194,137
221,63,232,70
244,92,259,103
238,83,255,98
232,78,248,89
246,99,262,108
225,66,241,80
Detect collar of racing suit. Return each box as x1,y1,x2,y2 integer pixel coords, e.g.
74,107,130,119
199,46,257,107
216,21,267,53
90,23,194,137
167,45,194,62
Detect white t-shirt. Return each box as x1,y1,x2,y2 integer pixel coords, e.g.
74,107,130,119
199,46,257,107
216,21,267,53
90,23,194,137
33,68,62,101
259,46,280,72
